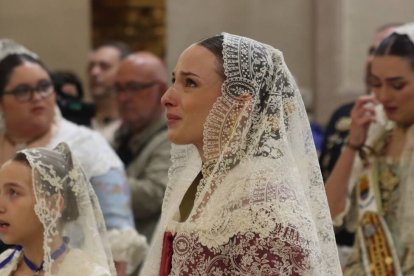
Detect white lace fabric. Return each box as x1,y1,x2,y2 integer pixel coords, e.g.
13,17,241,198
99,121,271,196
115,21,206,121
18,143,116,275
141,33,341,275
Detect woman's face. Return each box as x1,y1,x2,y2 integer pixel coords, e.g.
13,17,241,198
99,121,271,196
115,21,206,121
1,62,56,137
161,44,223,151
370,56,414,125
0,160,43,246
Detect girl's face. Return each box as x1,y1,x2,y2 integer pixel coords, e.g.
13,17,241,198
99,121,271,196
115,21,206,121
370,56,414,126
1,61,56,137
0,160,43,246
161,44,223,152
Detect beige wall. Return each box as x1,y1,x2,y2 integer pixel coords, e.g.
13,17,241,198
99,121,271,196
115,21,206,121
0,0,91,98
166,0,315,106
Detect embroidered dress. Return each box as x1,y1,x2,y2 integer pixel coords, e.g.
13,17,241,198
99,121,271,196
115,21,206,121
336,122,414,275
140,33,341,275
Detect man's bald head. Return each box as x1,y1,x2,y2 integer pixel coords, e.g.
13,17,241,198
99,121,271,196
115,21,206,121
115,52,167,133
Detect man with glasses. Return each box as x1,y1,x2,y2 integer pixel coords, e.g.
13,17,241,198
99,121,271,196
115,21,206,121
113,52,170,246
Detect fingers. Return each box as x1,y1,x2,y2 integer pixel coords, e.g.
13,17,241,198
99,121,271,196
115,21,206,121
352,95,378,124
347,95,378,146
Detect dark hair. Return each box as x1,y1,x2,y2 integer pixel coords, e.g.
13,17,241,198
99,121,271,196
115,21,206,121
0,54,50,96
13,152,79,223
198,35,225,80
375,33,414,69
51,70,84,100
95,41,132,59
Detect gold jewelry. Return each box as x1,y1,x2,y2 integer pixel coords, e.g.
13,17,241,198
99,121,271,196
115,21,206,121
344,138,363,151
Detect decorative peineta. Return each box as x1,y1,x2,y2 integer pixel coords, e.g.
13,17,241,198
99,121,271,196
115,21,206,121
0,38,38,63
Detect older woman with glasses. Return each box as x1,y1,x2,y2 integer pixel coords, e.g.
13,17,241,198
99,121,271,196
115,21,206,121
0,39,147,275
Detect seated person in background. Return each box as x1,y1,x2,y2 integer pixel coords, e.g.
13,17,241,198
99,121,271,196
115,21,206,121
0,143,115,275
88,41,131,144
0,39,147,275
113,52,171,243
51,70,95,126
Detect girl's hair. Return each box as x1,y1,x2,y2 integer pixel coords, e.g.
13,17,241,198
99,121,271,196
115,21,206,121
375,33,414,69
198,35,225,80
13,152,79,223
0,54,50,96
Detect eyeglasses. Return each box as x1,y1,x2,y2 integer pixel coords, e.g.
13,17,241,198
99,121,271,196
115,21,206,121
2,80,54,102
114,81,159,95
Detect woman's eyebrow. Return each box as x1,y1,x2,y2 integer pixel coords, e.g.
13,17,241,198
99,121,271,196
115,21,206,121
385,76,405,82
180,71,200,78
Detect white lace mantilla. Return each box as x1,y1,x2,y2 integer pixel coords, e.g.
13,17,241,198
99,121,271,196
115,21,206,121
17,144,116,275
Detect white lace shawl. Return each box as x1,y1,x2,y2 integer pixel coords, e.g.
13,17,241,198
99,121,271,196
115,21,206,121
141,33,341,275
48,114,147,271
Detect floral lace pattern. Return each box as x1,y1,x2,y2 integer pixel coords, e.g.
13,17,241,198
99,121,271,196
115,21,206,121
171,229,311,276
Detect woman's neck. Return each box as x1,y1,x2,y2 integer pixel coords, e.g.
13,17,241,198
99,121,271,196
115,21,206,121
4,125,52,148
4,127,50,146
385,126,409,160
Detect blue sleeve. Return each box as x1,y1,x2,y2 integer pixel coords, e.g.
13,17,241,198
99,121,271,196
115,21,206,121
90,168,135,230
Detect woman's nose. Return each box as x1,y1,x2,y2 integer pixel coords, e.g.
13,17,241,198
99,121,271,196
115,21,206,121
161,86,176,107
376,86,391,103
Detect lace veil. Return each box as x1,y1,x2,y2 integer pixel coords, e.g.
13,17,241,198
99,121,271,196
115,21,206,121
17,143,116,275
142,33,340,275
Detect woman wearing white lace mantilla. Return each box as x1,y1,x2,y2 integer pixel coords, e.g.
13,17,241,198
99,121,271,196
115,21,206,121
326,22,414,275
0,143,115,275
0,39,147,275
140,33,341,275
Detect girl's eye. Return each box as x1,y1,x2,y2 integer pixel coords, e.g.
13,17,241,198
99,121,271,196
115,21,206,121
171,77,176,84
185,78,196,87
9,189,18,197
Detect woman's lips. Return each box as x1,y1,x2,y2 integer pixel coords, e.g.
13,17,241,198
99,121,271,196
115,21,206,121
383,106,397,113
31,106,46,114
166,113,181,126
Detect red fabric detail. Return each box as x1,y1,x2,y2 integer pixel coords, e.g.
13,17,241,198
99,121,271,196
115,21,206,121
159,231,174,276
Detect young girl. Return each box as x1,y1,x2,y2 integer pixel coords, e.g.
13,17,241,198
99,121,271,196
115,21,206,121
0,143,115,275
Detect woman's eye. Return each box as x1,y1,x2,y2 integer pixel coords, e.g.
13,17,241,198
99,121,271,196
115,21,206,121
171,77,176,84
185,78,196,87
391,82,406,90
